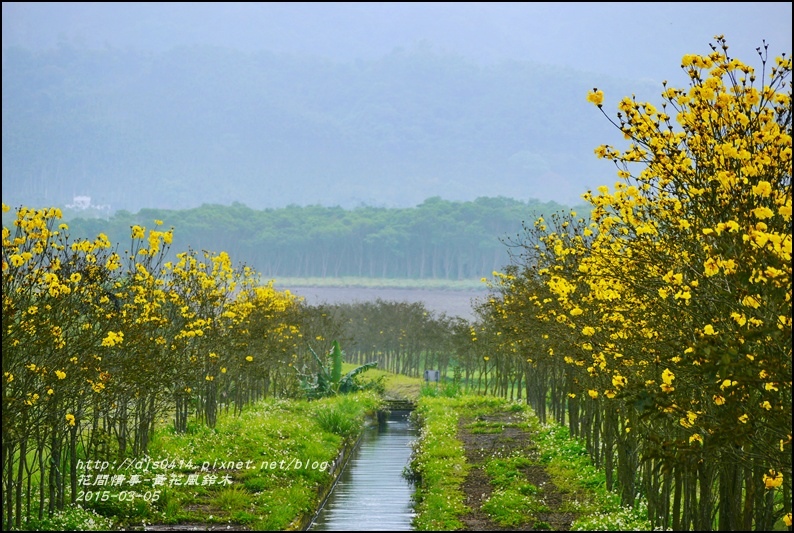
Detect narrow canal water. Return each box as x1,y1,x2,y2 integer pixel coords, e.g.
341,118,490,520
308,410,417,531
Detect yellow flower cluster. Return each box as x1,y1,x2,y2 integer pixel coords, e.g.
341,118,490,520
101,331,124,347
482,37,791,526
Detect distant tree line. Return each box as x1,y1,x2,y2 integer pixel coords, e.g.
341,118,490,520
62,196,582,280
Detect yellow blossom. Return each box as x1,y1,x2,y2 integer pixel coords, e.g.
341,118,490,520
763,470,783,489
101,331,124,347
731,312,747,326
680,411,697,428
752,206,774,219
752,181,772,196
587,88,605,106
703,257,719,276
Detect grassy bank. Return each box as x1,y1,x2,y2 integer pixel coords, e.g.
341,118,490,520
17,367,425,531
19,392,382,531
345,363,423,403
410,394,652,531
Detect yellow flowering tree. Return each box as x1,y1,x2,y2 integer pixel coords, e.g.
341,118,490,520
2,205,124,523
2,206,306,526
481,36,791,530
582,36,790,529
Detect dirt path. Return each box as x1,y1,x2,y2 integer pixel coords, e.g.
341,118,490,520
457,410,576,531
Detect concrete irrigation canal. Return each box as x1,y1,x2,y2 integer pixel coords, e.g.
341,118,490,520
308,409,418,531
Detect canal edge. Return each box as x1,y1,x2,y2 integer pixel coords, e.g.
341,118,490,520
297,400,417,531
295,415,370,531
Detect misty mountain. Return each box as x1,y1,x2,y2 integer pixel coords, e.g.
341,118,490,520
3,42,657,211
3,3,788,84
3,3,789,212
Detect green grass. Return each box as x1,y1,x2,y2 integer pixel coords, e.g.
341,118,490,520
410,394,532,530
15,506,115,531
529,422,651,530
485,456,535,488
410,396,471,531
465,419,524,434
313,399,365,438
342,363,423,402
213,485,253,512
409,394,653,531
57,391,384,531
420,382,463,398
481,487,549,527
481,454,547,527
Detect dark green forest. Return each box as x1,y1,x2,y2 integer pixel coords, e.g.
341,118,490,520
54,196,579,280
1,43,651,211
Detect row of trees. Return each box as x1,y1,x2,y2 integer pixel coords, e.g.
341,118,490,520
299,298,521,399
2,200,494,529
471,38,792,530
61,196,573,280
1,206,316,528
308,299,465,379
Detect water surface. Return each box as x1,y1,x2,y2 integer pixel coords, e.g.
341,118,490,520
309,411,417,531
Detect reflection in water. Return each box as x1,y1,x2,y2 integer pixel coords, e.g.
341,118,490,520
309,411,417,531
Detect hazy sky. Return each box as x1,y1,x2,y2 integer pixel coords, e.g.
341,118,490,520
2,2,792,210
3,2,791,83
